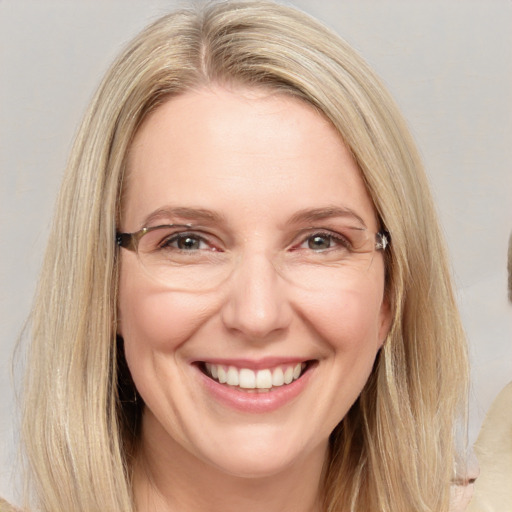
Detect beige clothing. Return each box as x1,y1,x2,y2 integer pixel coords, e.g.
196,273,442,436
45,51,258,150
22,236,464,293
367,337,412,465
467,382,512,511
0,498,19,512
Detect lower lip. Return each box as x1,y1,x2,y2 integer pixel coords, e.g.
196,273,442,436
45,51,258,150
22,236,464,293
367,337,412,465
196,365,314,413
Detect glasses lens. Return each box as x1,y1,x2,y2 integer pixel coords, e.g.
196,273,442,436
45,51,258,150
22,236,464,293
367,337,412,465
136,226,230,292
134,224,383,292
277,226,380,290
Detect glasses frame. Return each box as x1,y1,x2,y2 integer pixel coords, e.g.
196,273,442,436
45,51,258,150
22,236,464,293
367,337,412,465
116,224,390,253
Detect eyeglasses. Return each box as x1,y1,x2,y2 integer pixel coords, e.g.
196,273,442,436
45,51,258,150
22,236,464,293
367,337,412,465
116,223,390,292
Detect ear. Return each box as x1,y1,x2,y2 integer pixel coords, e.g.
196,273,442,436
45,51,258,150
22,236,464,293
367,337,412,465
377,296,392,348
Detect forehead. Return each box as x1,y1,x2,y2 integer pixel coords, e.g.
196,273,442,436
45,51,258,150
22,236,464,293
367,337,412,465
122,85,377,231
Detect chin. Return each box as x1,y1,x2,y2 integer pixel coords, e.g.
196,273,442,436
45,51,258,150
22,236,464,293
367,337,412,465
209,450,308,480
194,425,326,480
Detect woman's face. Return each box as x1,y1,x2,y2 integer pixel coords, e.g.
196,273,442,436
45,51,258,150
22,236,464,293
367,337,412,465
118,86,391,478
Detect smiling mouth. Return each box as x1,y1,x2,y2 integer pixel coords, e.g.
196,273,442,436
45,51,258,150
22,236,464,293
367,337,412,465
198,361,314,393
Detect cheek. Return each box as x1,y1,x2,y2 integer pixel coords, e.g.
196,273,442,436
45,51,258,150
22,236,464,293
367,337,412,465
117,277,220,408
117,263,216,354
295,280,386,353
120,291,197,350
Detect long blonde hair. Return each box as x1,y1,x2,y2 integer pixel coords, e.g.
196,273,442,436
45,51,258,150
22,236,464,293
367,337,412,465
22,2,468,511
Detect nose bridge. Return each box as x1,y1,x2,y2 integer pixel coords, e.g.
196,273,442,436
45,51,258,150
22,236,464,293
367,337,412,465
220,248,292,338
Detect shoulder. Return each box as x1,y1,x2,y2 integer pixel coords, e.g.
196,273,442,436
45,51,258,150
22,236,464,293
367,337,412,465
0,498,21,512
474,381,512,456
467,382,512,511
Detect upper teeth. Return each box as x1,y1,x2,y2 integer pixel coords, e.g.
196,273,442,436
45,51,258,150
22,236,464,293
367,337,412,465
204,363,305,390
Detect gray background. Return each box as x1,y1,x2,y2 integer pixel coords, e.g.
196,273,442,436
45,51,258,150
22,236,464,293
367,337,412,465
1,0,511,504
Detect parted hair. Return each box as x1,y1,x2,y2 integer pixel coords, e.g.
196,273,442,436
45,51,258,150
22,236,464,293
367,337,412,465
21,2,468,511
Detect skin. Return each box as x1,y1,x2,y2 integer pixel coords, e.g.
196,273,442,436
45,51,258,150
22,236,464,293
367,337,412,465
118,85,391,512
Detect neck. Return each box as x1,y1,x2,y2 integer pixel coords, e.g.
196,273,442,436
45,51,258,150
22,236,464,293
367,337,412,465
133,412,327,512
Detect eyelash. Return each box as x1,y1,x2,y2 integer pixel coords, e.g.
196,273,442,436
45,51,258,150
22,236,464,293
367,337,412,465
159,232,214,251
294,230,352,252
157,229,352,253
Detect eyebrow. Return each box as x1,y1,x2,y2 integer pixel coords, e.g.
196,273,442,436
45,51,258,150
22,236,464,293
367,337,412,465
140,205,367,230
286,206,367,228
141,206,226,227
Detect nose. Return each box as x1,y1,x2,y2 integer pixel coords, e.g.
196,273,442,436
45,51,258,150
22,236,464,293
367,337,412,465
220,252,292,340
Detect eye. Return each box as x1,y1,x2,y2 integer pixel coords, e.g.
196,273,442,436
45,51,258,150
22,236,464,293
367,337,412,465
298,231,351,252
160,233,211,251
307,234,333,251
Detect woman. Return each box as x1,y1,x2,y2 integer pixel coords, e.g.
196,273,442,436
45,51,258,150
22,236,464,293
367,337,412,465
15,1,469,511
